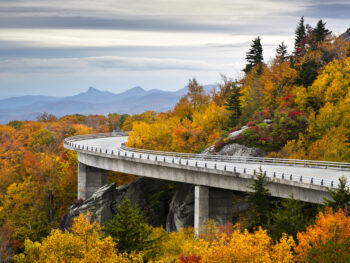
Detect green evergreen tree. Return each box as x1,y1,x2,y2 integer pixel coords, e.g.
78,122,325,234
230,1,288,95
313,19,332,44
246,168,272,230
276,41,288,63
103,198,153,254
243,37,264,75
294,16,306,57
268,194,317,240
324,176,350,211
224,83,242,127
295,60,319,87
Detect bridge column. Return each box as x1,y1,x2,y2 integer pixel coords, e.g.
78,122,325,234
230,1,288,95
78,163,108,200
194,185,209,235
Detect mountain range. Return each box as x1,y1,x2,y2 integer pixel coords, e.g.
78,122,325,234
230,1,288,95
0,85,215,124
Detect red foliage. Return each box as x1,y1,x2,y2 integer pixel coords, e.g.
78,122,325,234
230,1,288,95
179,254,202,263
247,120,257,127
283,93,294,101
288,110,303,119
260,137,267,142
214,140,225,152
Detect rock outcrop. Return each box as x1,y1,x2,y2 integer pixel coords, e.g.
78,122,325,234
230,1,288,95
166,183,194,232
218,143,266,157
60,177,174,230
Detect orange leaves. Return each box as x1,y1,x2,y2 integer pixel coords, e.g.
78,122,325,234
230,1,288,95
294,208,350,262
158,224,295,263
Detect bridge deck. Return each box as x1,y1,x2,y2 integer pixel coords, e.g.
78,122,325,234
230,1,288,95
70,136,350,189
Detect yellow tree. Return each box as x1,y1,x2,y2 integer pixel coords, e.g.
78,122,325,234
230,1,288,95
14,212,142,263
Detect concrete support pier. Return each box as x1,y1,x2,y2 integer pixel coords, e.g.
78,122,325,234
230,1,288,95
78,163,108,200
194,185,209,235
194,186,238,235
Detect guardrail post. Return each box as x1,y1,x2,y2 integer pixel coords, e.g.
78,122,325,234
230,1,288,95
264,171,266,176
300,176,302,182
195,161,197,167
172,158,174,164
234,167,236,173
205,163,207,168
112,150,114,154
186,160,188,165
244,168,246,173
331,181,333,187
100,148,102,153
224,165,226,171
290,174,292,180
321,179,323,186
140,153,142,158
273,172,276,178
125,152,127,157
147,154,149,160
214,164,216,169
311,178,313,184
254,169,256,176
132,153,134,158
163,157,166,162
282,173,284,179
118,151,120,156
105,149,107,154
155,156,157,161
87,146,89,151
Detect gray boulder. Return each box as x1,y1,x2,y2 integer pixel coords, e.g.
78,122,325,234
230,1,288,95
218,143,266,157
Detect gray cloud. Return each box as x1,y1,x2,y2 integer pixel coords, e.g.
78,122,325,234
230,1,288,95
0,0,349,97
300,3,350,19
0,56,226,75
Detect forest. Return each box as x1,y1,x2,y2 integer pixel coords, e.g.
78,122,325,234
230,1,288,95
0,17,350,262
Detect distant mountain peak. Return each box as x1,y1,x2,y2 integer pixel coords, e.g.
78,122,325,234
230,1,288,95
129,86,144,92
87,87,100,93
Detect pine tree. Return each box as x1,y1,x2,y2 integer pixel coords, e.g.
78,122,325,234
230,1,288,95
313,19,332,43
276,41,288,63
268,194,317,240
224,83,242,127
243,37,264,74
103,198,153,254
294,16,306,57
324,176,350,211
246,168,272,230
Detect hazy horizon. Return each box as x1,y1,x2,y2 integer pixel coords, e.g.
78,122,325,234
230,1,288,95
0,0,349,98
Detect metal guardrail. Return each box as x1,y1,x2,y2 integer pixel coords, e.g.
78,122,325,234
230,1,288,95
64,132,350,189
119,145,350,171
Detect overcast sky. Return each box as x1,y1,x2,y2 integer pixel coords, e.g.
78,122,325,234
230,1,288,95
0,0,349,98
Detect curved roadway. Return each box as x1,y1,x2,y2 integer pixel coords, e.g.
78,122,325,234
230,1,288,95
65,134,350,189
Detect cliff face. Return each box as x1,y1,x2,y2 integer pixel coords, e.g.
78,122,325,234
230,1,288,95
60,140,264,231
60,177,174,230
342,28,350,42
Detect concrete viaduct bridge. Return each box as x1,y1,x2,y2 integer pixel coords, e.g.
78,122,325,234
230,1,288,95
64,133,350,230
